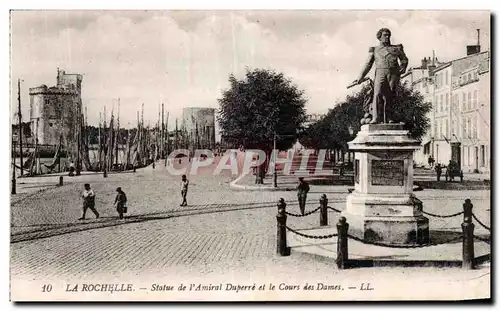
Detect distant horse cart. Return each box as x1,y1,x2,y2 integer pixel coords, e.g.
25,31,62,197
445,160,463,182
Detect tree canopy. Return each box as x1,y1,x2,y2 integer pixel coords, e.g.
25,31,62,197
217,68,308,152
300,82,432,150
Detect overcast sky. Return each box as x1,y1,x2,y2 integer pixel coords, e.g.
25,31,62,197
10,10,490,128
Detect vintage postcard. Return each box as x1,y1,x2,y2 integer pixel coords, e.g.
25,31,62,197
9,9,491,301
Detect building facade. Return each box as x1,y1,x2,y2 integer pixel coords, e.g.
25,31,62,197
401,56,441,166
450,52,490,172
401,47,490,173
304,113,324,128
181,107,216,150
431,62,453,166
29,69,83,152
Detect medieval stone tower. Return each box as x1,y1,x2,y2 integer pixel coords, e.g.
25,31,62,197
29,68,83,153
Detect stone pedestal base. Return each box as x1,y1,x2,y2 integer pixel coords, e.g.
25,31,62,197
342,192,430,245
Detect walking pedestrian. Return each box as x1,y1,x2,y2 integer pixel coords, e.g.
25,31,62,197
297,177,310,215
114,187,128,220
435,163,442,182
180,174,189,206
79,183,99,220
69,159,75,176
428,155,435,168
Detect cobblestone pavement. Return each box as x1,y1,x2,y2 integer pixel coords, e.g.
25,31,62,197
10,157,491,300
11,205,490,301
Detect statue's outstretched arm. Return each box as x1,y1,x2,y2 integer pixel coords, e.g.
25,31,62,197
357,49,374,83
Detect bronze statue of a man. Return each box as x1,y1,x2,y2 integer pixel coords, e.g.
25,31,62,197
354,28,408,124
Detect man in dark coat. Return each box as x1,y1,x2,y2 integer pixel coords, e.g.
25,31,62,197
428,155,435,168
180,175,189,206
435,164,442,182
114,187,128,220
297,177,310,215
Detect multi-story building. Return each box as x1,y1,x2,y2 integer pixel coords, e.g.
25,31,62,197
431,62,453,166
304,113,324,128
477,57,491,172
181,107,216,150
401,56,441,165
401,36,490,174
450,51,490,172
29,68,83,153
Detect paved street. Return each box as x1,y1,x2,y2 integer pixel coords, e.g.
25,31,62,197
10,156,491,301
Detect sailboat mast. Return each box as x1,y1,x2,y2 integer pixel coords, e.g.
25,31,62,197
166,111,169,151
175,118,178,150
155,105,162,160
156,104,160,159
141,103,144,159
98,112,102,171
85,105,88,146
109,107,114,171
165,111,169,154
195,121,199,150
30,118,39,175
103,106,108,177
161,103,164,158
75,103,81,176
136,110,140,167
126,125,131,168
115,98,120,166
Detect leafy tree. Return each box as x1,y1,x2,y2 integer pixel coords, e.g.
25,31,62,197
217,68,308,183
301,82,431,152
387,83,433,140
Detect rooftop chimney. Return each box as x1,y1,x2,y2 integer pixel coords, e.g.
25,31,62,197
466,29,481,55
427,51,436,74
421,57,428,69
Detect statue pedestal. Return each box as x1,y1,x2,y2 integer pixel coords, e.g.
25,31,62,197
342,124,429,245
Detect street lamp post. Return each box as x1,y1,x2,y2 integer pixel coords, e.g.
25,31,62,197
11,158,16,195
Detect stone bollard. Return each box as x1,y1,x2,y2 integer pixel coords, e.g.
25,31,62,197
103,168,108,178
11,177,16,195
59,176,63,186
320,194,328,226
336,216,349,269
462,199,475,270
276,198,290,256
463,198,473,222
